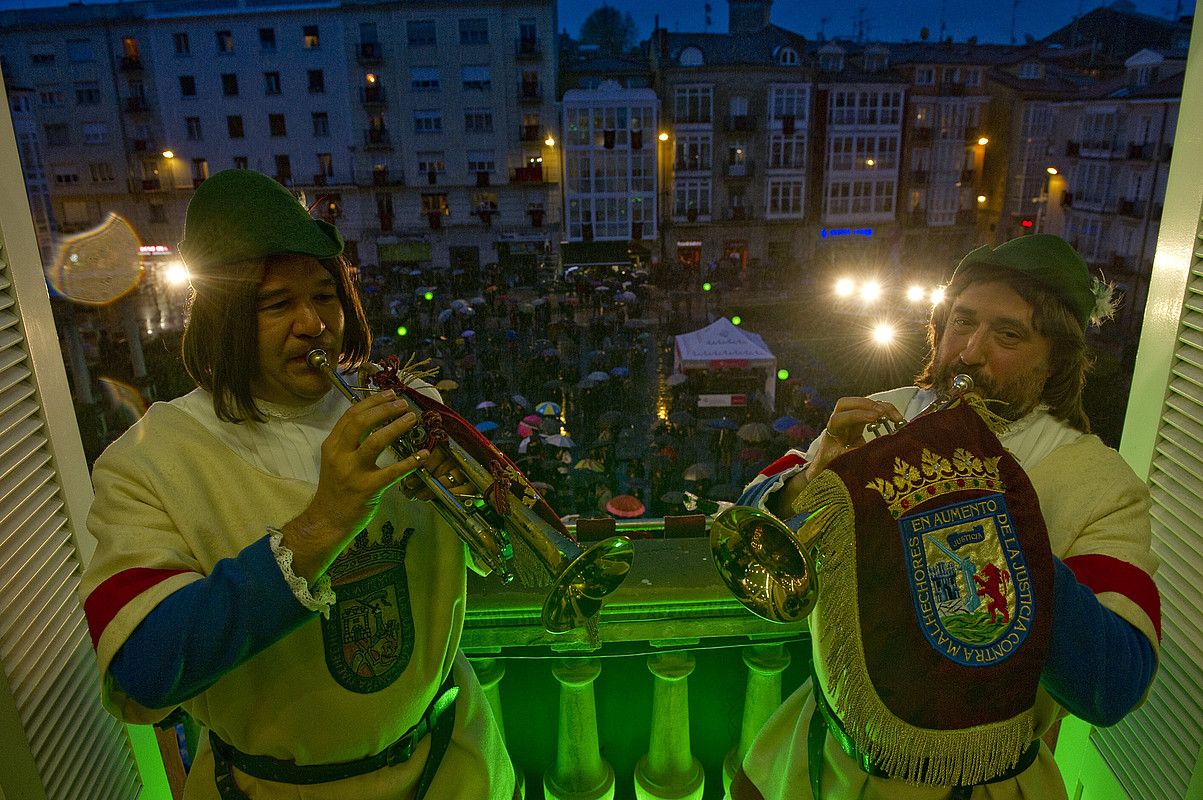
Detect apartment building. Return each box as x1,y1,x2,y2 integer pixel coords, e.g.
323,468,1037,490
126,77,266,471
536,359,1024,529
649,0,812,286
0,0,559,277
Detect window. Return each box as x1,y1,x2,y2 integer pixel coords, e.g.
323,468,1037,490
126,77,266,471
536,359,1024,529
274,154,291,182
303,25,320,48
221,73,239,96
673,86,712,124
38,90,64,108
264,72,281,95
192,158,209,183
179,75,196,97
472,191,498,212
81,122,108,144
776,47,798,66
414,110,442,134
234,155,249,170
74,80,100,105
467,149,495,173
67,39,93,63
769,133,806,169
421,193,450,214
29,45,55,66
227,115,244,138
675,134,712,171
769,84,807,124
915,67,935,85
268,113,286,137
519,18,537,48
317,152,333,177
411,67,439,91
308,70,325,94
767,178,805,217
464,108,493,133
408,20,436,46
259,27,276,52
459,18,488,45
674,178,711,218
173,32,190,55
312,112,329,137
679,46,704,66
461,66,491,91
964,68,981,87
418,152,446,176
216,30,233,53
53,165,81,184
1018,62,1042,80
44,123,69,146
186,116,202,140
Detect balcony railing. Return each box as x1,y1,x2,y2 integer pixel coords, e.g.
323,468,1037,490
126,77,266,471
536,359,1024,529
360,85,386,106
461,518,810,800
519,124,541,142
1117,198,1144,218
1126,142,1151,160
512,165,544,183
516,37,542,58
726,161,753,178
1065,140,1080,157
364,128,392,150
726,114,756,132
519,82,543,102
120,55,143,72
357,42,382,64
913,127,933,143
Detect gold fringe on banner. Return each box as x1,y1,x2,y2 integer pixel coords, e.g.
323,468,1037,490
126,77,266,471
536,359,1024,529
802,469,1036,786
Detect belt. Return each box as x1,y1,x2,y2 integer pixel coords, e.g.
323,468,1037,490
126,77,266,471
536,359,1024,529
211,673,457,793
807,661,1040,798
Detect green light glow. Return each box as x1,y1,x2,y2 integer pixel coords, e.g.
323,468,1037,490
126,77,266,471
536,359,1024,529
396,325,408,337
702,282,712,292
777,369,790,380
731,316,742,325
424,291,434,301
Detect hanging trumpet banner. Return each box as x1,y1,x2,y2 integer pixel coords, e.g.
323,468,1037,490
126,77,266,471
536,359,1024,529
794,397,1054,786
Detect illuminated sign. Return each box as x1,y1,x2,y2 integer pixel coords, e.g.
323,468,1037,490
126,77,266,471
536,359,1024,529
138,245,174,255
819,228,874,238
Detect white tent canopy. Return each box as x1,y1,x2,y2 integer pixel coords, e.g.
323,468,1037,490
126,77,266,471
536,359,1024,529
673,317,777,409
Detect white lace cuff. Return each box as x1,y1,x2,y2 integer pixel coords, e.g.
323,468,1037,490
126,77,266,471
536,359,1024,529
267,527,336,619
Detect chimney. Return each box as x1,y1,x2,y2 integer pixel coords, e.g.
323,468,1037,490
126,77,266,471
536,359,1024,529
728,0,772,34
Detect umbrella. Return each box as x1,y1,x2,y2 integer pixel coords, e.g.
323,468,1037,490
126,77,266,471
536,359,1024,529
434,379,459,391
470,296,487,305
683,462,715,481
543,434,575,448
738,446,766,462
705,418,739,431
610,366,630,378
605,494,646,518
517,422,535,438
668,410,695,426
536,401,562,416
786,423,815,442
461,330,475,338
437,308,453,323
517,436,534,454
618,290,637,302
737,422,773,443
666,373,688,387
512,394,530,408
522,413,543,425
574,458,606,473
476,400,496,410
474,420,498,433
659,490,685,505
577,378,598,390
772,415,801,432
586,370,610,382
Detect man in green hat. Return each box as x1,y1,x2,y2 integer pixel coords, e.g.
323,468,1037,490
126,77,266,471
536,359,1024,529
80,170,517,799
729,234,1160,800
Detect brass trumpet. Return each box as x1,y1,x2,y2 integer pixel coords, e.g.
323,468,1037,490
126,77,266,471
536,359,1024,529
306,349,635,633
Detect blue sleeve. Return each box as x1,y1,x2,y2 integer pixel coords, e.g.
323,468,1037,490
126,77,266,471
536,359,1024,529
1040,557,1156,726
108,535,316,709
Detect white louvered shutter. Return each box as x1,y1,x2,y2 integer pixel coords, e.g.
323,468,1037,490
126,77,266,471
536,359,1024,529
0,88,141,797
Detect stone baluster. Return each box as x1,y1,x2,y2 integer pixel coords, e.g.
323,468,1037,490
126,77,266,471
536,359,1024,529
723,643,791,791
634,651,704,800
544,658,614,800
472,657,526,798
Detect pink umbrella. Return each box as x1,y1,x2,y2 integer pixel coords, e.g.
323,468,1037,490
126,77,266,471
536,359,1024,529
522,413,543,426
517,422,535,437
605,494,646,519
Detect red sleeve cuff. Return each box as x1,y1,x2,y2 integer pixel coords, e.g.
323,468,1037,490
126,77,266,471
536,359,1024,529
1063,553,1161,641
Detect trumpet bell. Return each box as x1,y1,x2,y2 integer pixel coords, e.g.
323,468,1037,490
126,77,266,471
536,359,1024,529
542,536,635,633
710,506,819,623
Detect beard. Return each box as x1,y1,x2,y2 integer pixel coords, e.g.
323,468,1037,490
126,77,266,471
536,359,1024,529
931,359,1047,422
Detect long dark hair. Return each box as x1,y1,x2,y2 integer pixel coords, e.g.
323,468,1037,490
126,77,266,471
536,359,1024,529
915,263,1093,433
181,254,372,422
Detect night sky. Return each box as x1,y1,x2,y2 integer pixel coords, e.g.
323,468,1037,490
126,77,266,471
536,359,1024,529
558,0,1194,45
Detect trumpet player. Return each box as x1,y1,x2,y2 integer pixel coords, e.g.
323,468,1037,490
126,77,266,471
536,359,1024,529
80,170,516,800
729,235,1160,800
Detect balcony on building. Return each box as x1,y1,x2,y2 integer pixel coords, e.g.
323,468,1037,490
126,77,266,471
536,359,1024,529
119,55,143,72
371,167,403,187
519,81,543,102
723,206,749,221
357,42,382,65
360,85,386,108
139,177,161,191
913,126,933,143
516,36,541,59
1065,140,1081,157
726,114,756,132
364,127,392,150
1061,190,1074,207
123,96,149,114
512,165,544,183
1080,136,1119,158
519,124,541,143
726,160,754,179
937,80,965,96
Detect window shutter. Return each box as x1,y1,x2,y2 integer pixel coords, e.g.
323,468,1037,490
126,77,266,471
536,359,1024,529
1092,224,1203,799
0,113,140,796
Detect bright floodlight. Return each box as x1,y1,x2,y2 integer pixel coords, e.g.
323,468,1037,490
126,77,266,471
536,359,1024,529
976,194,987,204
906,285,926,302
860,280,883,303
930,287,946,305
834,277,855,298
1046,166,1058,175
977,137,989,146
658,132,669,141
872,323,896,345
545,135,556,146
163,261,189,286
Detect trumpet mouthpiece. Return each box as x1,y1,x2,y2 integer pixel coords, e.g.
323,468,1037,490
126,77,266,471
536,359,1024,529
951,373,974,394
306,349,330,370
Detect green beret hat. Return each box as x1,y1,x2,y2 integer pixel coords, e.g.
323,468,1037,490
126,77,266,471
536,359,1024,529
178,169,344,274
952,234,1105,329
